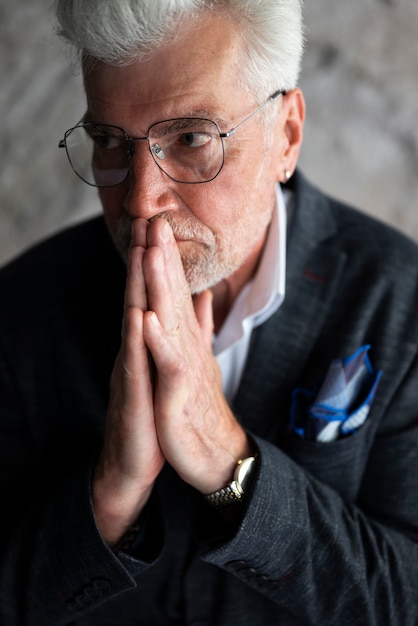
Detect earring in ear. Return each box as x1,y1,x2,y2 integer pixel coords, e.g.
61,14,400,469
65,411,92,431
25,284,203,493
285,169,292,181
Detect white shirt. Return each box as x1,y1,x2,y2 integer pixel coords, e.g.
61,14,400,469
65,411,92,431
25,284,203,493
213,184,288,402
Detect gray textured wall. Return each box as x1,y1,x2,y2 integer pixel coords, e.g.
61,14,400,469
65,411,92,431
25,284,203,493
1,0,417,267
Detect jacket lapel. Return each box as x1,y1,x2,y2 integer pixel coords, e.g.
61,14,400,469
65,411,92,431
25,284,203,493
233,172,347,441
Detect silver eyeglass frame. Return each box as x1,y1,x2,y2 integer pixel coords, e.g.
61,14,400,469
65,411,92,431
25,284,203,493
58,89,286,186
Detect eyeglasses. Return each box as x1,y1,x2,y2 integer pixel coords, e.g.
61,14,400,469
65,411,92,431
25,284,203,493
58,89,285,186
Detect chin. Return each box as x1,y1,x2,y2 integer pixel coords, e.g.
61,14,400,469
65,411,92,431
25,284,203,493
183,260,237,295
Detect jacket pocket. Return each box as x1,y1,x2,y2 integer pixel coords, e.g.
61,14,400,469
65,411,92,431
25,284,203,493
282,414,376,502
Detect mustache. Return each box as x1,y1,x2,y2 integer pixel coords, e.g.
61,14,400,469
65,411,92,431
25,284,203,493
149,213,215,245
116,213,216,247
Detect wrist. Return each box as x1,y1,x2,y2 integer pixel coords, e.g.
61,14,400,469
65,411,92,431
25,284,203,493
92,470,153,548
204,454,258,509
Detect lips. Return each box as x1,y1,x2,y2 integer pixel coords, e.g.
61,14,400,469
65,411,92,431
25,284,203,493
174,236,208,247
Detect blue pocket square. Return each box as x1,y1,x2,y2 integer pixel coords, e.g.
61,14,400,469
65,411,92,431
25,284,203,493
291,345,382,442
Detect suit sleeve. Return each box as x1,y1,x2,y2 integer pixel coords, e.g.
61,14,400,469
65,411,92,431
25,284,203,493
202,363,418,626
0,348,163,626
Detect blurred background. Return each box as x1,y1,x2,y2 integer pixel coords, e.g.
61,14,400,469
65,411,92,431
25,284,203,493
1,0,417,267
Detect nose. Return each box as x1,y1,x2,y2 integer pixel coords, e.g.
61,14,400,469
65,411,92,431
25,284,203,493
123,140,179,220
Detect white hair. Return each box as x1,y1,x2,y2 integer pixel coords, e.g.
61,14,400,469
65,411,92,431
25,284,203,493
55,0,304,97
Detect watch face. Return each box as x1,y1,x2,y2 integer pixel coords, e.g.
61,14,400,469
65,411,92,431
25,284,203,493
235,456,256,491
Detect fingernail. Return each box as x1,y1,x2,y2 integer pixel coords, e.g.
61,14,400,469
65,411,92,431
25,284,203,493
149,311,159,327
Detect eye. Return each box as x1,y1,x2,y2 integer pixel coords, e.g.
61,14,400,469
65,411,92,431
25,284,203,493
93,134,122,150
178,131,212,148
86,127,124,150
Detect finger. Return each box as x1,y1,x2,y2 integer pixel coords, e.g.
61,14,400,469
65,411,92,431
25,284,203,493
193,290,214,348
147,218,190,298
130,217,149,249
103,306,163,500
145,218,196,333
120,306,154,411
143,310,188,399
142,245,182,335
125,244,148,312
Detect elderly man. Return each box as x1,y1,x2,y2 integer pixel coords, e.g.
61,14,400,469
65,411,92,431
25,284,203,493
1,1,418,624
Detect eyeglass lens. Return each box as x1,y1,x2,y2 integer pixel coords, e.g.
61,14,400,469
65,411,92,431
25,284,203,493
63,120,225,187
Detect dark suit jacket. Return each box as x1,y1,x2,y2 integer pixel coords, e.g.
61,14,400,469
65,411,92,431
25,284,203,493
1,171,418,625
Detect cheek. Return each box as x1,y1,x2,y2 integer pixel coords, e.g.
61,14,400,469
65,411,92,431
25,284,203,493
212,159,277,249
193,176,255,240
175,183,234,231
210,160,267,221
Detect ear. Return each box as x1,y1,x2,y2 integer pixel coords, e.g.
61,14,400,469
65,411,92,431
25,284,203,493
274,88,305,183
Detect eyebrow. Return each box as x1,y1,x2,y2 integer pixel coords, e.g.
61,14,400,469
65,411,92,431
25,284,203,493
82,112,105,125
82,109,231,131
184,109,230,125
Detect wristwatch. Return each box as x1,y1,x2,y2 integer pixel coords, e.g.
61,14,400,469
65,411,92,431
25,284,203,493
204,456,257,509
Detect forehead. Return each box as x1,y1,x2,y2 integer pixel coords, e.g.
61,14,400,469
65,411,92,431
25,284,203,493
83,13,251,128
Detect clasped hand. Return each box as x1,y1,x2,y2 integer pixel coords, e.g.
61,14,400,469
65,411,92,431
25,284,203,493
93,217,251,546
